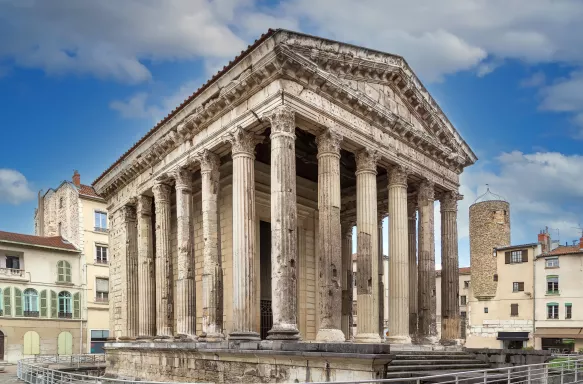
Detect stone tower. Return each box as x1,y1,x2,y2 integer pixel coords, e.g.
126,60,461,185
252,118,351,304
469,188,510,299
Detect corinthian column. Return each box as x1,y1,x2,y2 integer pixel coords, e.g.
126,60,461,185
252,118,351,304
440,190,461,344
315,129,344,342
341,221,354,339
417,180,437,344
137,195,156,339
227,127,263,341
198,150,224,342
387,165,411,344
120,205,138,339
266,105,300,340
354,149,381,343
407,199,418,338
174,168,196,340
153,182,173,338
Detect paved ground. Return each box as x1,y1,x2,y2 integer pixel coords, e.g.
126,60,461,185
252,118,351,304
0,366,20,384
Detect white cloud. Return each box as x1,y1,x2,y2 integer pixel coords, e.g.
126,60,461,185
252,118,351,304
110,93,161,120
521,71,546,88
0,169,35,205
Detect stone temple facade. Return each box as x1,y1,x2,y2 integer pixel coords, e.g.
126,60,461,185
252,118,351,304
93,29,477,382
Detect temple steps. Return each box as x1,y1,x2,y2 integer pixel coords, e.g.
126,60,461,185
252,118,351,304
386,350,490,380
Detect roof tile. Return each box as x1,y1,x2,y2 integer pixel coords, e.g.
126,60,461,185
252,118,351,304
0,230,78,252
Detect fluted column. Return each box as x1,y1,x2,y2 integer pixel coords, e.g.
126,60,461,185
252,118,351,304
137,195,156,339
153,182,173,338
198,150,224,342
228,127,263,341
120,205,139,339
378,216,384,338
354,149,381,343
387,166,411,343
174,168,196,340
340,221,354,339
417,180,437,344
315,129,344,341
266,105,300,340
440,190,461,344
407,199,418,338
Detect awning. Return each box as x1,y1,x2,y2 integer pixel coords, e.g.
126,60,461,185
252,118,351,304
497,332,529,341
535,328,583,338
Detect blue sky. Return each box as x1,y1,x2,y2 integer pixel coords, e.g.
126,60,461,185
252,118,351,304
2,0,583,268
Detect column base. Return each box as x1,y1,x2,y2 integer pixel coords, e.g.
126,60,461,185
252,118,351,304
228,331,261,341
117,336,137,341
198,332,225,343
353,333,382,343
174,334,198,342
136,335,155,341
414,335,439,345
315,328,346,342
267,325,300,341
386,335,412,344
440,338,463,346
153,335,173,342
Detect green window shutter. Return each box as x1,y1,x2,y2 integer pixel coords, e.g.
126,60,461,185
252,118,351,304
40,290,47,317
73,292,80,319
50,291,57,318
14,288,22,317
3,287,11,317
505,251,510,264
66,262,71,283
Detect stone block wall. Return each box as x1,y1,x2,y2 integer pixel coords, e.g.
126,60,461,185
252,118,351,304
41,183,80,247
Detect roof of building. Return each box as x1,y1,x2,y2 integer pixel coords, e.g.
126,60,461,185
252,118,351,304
0,230,79,252
540,245,583,257
495,243,539,251
436,267,470,277
78,183,104,200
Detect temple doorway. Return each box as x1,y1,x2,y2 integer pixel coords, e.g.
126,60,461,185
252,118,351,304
259,220,273,340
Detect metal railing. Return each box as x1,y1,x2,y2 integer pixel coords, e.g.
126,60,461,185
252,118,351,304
17,354,210,383
308,355,583,383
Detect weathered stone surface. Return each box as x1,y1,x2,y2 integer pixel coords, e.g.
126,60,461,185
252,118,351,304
153,182,173,338
341,221,354,340
387,165,410,344
266,105,300,341
407,198,418,337
315,129,344,342
354,148,381,343
120,205,138,339
137,195,156,338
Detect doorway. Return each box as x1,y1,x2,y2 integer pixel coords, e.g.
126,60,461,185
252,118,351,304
0,330,4,360
259,221,272,340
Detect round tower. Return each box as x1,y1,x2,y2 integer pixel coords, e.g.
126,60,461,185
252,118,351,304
469,188,510,299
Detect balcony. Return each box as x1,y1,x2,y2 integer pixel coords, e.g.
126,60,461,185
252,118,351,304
24,311,39,318
94,227,108,233
0,267,25,279
58,312,73,319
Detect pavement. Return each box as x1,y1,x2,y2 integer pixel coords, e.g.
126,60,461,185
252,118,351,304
0,366,20,384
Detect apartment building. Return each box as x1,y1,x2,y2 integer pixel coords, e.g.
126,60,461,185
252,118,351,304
436,267,470,339
34,171,109,353
0,231,83,362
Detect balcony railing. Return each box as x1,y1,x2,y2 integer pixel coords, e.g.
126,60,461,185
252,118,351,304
58,312,72,319
94,227,108,233
95,297,108,303
24,311,39,318
95,259,108,265
0,267,25,278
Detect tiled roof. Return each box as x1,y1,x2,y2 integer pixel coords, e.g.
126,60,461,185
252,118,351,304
78,184,104,200
543,245,583,257
0,230,79,252
436,267,470,277
93,29,277,186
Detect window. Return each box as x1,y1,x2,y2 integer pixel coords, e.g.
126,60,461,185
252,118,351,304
96,278,109,302
460,295,467,305
59,197,63,209
546,257,559,268
57,260,71,283
506,249,528,264
484,307,489,313
461,311,467,318
58,291,72,318
494,274,498,281
547,303,559,319
6,255,20,269
90,330,109,354
95,246,108,264
511,303,519,317
513,282,525,292
58,331,73,355
58,222,62,236
547,276,559,294
566,304,572,319
94,211,107,231
23,288,39,317
464,280,470,288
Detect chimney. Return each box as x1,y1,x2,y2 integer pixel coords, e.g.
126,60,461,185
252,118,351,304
579,237,583,250
538,229,550,253
72,170,80,187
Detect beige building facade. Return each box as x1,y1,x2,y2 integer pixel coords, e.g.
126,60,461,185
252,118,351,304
94,30,476,382
35,171,110,353
436,267,470,340
0,231,84,362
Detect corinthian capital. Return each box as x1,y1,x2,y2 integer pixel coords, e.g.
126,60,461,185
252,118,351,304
418,180,435,202
226,126,264,156
196,149,220,174
388,165,409,186
137,195,153,216
355,148,379,174
440,190,462,212
173,168,192,191
152,182,172,203
120,204,137,223
264,105,295,137
316,128,342,156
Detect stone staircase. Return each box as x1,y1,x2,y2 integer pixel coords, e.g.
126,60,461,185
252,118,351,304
386,350,491,381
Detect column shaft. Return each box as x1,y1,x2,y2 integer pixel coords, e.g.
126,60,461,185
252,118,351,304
440,191,461,343
378,217,384,338
228,127,262,340
354,149,381,343
316,129,344,341
266,105,300,340
387,166,411,343
407,199,418,338
137,196,156,338
341,222,354,339
417,180,437,343
120,205,139,339
153,183,173,338
174,169,196,339
199,150,224,342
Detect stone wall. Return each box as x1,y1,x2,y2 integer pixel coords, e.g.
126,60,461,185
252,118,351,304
467,348,552,368
105,341,392,383
41,183,81,247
